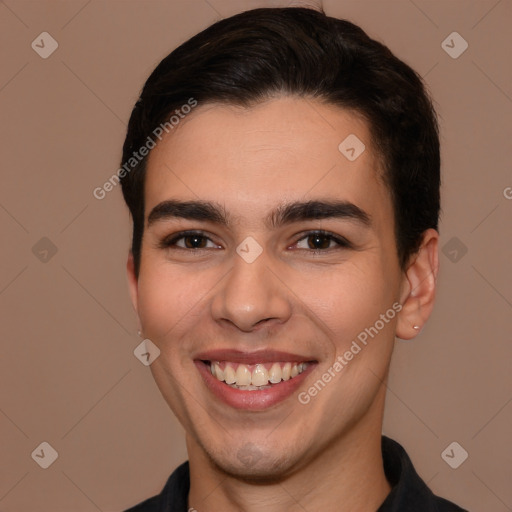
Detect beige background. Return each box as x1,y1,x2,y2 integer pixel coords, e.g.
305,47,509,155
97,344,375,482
0,0,511,510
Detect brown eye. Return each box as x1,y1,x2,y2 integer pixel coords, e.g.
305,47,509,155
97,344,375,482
294,230,351,251
159,231,220,250
306,233,332,250
181,234,208,249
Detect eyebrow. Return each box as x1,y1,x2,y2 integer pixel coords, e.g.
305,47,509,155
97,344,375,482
147,199,372,230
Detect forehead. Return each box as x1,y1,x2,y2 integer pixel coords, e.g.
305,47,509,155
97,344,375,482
144,96,392,229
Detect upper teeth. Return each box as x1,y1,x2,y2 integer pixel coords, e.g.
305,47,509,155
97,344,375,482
210,361,308,388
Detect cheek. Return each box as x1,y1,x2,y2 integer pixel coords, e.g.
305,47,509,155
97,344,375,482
294,259,394,345
136,264,213,340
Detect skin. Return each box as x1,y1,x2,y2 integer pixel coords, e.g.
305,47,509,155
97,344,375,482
127,96,439,511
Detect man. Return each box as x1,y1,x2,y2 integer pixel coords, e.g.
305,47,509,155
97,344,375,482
120,6,467,511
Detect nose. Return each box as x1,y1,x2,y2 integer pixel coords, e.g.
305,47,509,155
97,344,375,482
210,249,292,333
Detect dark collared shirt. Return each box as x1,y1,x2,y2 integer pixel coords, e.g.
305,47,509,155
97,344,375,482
124,436,468,511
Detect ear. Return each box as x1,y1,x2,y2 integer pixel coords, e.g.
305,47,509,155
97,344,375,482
396,228,439,340
127,251,141,326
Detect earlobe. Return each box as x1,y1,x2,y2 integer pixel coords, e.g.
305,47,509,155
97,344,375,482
395,229,439,341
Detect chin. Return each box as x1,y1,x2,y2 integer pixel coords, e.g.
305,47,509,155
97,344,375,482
209,443,300,482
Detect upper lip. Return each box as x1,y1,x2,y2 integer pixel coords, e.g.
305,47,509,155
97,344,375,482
194,349,315,365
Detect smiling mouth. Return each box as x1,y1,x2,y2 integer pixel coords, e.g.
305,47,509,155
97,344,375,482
204,361,310,390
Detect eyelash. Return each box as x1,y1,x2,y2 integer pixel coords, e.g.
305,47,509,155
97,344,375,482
158,229,352,253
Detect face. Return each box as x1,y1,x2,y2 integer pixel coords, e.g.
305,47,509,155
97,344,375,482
128,96,413,479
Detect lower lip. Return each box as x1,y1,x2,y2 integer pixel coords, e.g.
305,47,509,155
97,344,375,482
195,361,315,410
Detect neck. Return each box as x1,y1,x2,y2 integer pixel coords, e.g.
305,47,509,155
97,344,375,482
187,387,391,512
